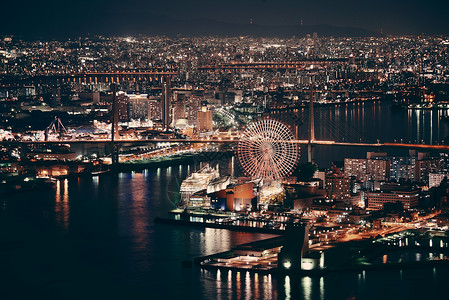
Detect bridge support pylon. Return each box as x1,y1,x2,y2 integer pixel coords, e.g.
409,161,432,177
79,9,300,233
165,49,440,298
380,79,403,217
111,144,119,165
308,85,315,163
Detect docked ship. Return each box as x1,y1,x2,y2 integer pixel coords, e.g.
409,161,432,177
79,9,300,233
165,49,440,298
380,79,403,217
179,164,219,204
27,144,76,161
0,173,56,193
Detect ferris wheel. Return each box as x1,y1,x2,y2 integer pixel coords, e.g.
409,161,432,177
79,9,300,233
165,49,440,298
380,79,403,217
237,119,299,181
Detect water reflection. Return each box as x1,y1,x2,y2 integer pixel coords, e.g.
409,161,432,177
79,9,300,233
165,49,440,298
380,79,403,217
236,272,241,297
271,100,448,146
245,272,251,300
205,270,283,300
302,276,313,300
2,160,449,298
320,277,324,299
54,179,69,230
272,100,449,166
285,275,291,300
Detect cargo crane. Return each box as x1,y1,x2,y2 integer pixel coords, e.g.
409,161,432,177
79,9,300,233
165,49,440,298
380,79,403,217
44,117,67,141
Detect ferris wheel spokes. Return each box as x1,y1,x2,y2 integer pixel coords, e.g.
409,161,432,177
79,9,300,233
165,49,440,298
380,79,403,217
237,119,299,181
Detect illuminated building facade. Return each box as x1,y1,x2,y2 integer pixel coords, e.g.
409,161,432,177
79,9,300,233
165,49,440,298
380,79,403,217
366,190,419,210
429,173,448,188
116,91,129,121
209,182,255,212
344,158,367,180
127,94,149,120
367,158,390,181
197,105,213,132
415,158,440,183
325,171,351,200
148,98,162,121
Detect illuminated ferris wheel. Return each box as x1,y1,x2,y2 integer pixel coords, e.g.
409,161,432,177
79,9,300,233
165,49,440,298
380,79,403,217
237,119,299,181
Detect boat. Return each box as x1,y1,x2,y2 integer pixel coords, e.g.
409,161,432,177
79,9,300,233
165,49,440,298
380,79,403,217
0,174,56,193
91,169,110,176
179,164,219,203
90,161,111,176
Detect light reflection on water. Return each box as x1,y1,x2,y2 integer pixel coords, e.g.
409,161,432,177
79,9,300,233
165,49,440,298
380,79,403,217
54,178,69,231
271,100,449,166
373,250,448,264
203,269,280,300
2,102,449,298
285,275,291,300
201,266,449,300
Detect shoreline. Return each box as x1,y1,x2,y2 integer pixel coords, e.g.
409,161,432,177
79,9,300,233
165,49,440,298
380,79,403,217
4,150,234,181
154,217,285,235
112,150,233,172
267,97,382,112
155,219,449,277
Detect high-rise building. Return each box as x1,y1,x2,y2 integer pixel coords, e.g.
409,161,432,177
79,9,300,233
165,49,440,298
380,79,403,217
187,97,201,126
172,101,186,122
51,86,61,106
344,153,442,184
197,104,213,132
148,98,162,121
79,92,100,104
415,158,440,183
161,76,171,130
390,156,415,182
115,93,150,121
127,94,149,120
116,91,129,121
344,158,367,180
367,158,390,181
325,171,351,200
344,154,390,182
429,173,448,188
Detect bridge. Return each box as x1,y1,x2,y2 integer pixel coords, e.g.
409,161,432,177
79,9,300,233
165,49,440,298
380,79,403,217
197,60,346,71
1,69,446,164
0,70,178,85
3,138,449,151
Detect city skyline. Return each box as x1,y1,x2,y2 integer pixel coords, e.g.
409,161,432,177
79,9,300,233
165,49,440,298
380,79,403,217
2,3,449,299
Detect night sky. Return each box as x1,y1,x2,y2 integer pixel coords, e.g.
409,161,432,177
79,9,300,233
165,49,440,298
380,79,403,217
2,0,449,37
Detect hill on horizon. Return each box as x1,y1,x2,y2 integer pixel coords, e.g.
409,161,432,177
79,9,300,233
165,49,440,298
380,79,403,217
1,15,380,40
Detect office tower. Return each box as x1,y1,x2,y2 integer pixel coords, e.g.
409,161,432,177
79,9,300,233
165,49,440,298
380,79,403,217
367,158,390,181
116,91,129,122
197,104,213,132
344,158,367,180
325,170,351,200
161,76,171,130
148,98,162,121
429,173,448,188
127,94,149,120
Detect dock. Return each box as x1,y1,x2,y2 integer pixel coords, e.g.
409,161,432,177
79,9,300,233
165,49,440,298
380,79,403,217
154,217,285,234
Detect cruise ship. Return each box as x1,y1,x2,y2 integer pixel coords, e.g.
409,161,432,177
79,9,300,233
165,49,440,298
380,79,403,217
179,164,219,203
